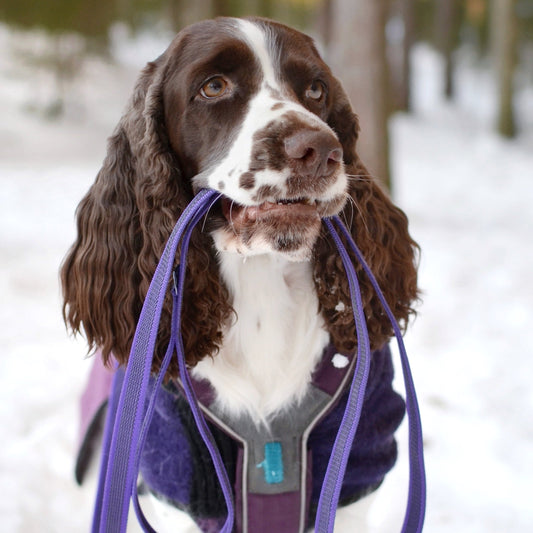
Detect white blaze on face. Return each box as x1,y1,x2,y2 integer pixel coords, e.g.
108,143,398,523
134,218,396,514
236,19,280,90
204,20,282,204
203,19,346,207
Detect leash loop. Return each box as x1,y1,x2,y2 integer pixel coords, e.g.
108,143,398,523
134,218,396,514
315,219,372,533
92,193,425,533
92,189,231,533
330,216,426,533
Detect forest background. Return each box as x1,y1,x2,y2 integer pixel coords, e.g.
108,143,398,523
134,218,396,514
1,1,532,532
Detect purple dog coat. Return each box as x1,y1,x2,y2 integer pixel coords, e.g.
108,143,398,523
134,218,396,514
76,343,405,532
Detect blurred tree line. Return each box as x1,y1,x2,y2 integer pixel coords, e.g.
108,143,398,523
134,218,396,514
1,0,532,187
323,0,532,187
0,0,318,42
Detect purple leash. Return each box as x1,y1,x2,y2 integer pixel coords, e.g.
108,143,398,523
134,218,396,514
92,191,426,533
318,217,426,533
131,195,234,533
314,218,372,532
92,189,233,533
333,217,426,532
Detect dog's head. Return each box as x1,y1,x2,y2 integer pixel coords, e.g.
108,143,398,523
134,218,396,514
161,17,353,260
61,17,418,375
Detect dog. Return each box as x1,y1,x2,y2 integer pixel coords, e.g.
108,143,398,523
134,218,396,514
62,16,418,533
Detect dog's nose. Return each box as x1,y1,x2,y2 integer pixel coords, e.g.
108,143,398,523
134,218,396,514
284,130,343,179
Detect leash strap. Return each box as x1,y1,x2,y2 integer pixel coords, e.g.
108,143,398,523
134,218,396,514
92,189,230,533
92,192,425,533
329,216,426,532
314,219,372,532
316,217,426,532
130,197,235,533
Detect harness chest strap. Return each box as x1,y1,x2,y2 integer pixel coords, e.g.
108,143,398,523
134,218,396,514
184,344,357,533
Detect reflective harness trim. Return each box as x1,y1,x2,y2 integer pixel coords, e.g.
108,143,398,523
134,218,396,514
182,343,357,533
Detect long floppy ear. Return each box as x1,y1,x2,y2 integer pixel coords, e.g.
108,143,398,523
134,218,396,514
61,44,231,377
313,80,419,353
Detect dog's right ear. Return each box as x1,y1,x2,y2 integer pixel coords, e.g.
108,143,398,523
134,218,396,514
60,53,184,368
61,33,231,377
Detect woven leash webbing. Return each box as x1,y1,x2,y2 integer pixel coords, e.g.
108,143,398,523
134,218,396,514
131,195,235,533
315,217,426,533
330,216,426,532
314,218,372,533
91,189,231,533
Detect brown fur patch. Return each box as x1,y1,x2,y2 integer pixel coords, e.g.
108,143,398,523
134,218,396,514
239,172,256,190
252,184,283,203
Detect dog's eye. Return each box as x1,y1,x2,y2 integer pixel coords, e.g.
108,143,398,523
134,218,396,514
305,80,326,102
200,77,229,99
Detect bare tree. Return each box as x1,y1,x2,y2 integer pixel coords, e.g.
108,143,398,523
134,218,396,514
491,0,518,137
435,0,461,99
211,0,231,17
329,0,391,190
317,0,334,47
387,0,415,113
398,0,415,111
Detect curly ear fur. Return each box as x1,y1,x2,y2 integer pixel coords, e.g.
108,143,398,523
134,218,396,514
313,83,419,353
61,49,231,377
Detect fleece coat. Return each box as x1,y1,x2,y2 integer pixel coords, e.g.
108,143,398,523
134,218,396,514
76,344,405,533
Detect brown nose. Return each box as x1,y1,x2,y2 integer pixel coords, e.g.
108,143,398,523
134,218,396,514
284,130,343,179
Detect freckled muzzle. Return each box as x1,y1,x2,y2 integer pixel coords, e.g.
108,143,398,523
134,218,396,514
242,111,346,201
212,108,348,258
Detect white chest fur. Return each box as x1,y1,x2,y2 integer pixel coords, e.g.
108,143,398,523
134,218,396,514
192,253,330,423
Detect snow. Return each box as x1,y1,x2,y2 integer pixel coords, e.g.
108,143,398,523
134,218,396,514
1,22,532,532
331,353,350,369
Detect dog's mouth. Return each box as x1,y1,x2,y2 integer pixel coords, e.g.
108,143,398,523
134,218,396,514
221,196,319,229
213,193,346,258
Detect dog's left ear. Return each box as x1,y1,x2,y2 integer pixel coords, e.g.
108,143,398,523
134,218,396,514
314,80,419,353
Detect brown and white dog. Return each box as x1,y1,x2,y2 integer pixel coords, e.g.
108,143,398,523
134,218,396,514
62,16,418,532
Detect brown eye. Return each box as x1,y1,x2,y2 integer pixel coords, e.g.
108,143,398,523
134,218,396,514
200,77,228,98
305,80,326,101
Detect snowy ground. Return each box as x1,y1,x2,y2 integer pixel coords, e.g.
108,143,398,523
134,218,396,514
1,23,532,532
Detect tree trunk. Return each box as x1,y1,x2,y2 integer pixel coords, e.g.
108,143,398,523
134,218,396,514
491,0,517,137
329,0,391,190
317,0,334,48
435,0,461,100
399,0,415,111
211,0,231,17
388,0,415,113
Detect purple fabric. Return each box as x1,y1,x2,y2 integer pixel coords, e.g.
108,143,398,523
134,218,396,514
311,344,354,396
75,353,115,484
308,344,405,514
77,344,404,532
139,378,194,508
190,377,217,406
79,352,114,448
247,492,301,532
